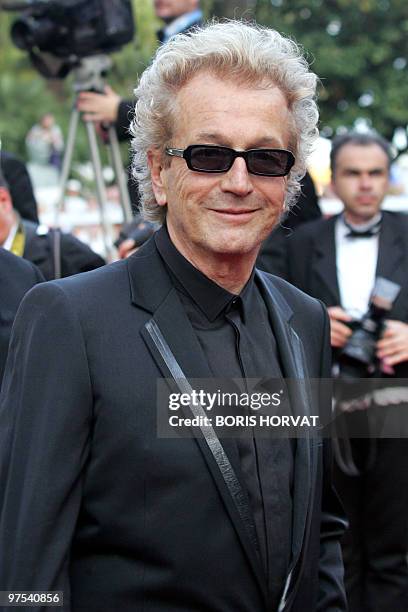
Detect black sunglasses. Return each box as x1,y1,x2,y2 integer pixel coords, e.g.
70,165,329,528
165,144,295,177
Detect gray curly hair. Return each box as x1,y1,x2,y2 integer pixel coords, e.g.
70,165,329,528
130,20,319,224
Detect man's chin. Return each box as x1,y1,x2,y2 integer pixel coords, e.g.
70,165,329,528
203,234,262,259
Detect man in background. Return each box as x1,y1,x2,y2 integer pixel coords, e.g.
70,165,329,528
77,0,203,138
285,131,408,611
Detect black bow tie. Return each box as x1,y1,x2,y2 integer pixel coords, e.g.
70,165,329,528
344,219,382,239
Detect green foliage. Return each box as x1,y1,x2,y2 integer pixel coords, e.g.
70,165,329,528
255,0,408,142
205,0,408,144
0,0,158,162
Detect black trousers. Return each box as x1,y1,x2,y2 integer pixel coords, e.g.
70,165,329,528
334,438,408,612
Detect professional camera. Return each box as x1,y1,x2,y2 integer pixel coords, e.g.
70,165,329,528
338,276,401,379
2,0,135,78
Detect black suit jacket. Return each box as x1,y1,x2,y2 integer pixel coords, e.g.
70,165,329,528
0,239,346,611
286,211,408,377
0,249,43,386
21,220,106,280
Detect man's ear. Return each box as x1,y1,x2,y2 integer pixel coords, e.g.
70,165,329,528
147,148,167,207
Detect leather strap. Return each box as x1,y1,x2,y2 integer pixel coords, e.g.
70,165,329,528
145,318,260,556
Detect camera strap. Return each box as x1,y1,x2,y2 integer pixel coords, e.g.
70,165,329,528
145,318,260,557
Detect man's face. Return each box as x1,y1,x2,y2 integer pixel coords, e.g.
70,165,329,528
331,143,390,224
154,0,198,21
149,72,291,268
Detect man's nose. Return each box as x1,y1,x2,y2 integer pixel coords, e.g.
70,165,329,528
219,157,254,196
359,173,373,189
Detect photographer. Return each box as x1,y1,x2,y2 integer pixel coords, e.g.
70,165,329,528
286,131,408,611
76,0,203,139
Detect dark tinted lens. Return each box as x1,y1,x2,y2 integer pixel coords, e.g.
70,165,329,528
190,146,232,171
248,149,292,176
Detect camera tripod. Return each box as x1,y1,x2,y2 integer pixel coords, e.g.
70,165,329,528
55,55,133,270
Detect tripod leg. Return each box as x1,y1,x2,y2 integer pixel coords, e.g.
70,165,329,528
107,126,133,223
56,106,80,225
84,120,115,261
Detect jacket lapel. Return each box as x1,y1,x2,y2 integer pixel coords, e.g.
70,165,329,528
376,212,405,283
312,217,341,305
127,241,269,605
256,271,316,610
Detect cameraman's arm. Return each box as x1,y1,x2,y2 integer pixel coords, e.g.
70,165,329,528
376,320,408,366
327,306,353,348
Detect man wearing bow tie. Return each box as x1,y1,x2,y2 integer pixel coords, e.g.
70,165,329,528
285,131,408,611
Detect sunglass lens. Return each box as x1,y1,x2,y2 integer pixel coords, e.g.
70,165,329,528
249,150,291,176
190,146,231,171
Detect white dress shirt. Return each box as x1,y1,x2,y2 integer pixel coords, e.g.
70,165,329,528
335,214,381,319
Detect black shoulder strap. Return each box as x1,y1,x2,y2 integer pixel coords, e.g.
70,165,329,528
145,318,260,556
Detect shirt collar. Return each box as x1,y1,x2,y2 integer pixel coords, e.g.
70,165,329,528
159,9,203,42
154,225,255,323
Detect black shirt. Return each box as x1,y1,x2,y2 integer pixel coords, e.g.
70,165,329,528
155,226,294,602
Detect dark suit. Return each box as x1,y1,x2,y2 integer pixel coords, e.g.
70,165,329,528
285,211,408,611
21,219,105,280
0,248,43,386
0,238,346,611
1,151,39,223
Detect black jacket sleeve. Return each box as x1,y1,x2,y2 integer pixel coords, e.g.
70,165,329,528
0,282,93,611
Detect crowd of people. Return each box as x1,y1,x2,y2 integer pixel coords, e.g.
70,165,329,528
0,3,407,612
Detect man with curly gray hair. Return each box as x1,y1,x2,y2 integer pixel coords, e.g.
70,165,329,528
131,20,318,225
0,20,346,612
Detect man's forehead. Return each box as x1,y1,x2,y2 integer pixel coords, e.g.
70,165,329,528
336,142,388,165
335,143,389,170
170,76,290,149
174,73,288,119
